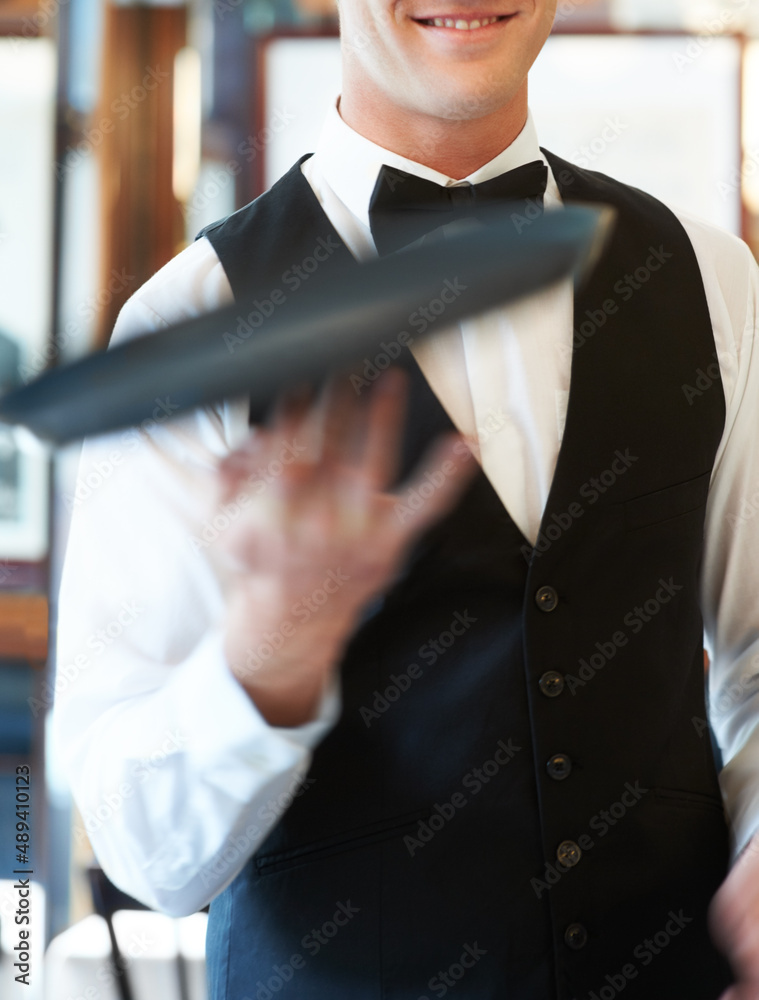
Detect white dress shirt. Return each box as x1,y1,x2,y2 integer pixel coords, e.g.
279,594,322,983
55,104,759,917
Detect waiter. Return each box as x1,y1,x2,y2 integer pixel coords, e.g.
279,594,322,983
56,0,759,996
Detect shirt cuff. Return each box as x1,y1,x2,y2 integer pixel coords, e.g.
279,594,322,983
162,627,341,797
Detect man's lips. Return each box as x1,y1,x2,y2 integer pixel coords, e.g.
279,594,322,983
413,12,515,29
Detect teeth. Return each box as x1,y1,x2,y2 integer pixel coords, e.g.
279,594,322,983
425,15,500,28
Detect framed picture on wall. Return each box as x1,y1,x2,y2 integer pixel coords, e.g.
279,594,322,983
0,37,56,562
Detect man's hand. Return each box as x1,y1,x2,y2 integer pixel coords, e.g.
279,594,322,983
211,368,477,728
711,834,759,998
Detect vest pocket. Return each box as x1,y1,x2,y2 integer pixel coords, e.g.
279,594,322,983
254,807,429,876
623,471,711,532
650,787,726,814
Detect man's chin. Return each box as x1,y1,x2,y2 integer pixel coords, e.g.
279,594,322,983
403,81,523,124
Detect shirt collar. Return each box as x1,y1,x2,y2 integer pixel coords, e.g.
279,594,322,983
312,102,550,231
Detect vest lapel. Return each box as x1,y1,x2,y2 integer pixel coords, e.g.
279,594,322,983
528,151,725,555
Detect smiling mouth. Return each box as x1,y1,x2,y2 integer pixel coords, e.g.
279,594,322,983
415,13,513,29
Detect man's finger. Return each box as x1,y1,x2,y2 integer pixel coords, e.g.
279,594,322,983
390,432,477,538
268,382,316,434
319,372,366,470
360,367,409,490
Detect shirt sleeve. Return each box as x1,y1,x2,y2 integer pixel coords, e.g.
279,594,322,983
54,237,341,917
685,215,759,859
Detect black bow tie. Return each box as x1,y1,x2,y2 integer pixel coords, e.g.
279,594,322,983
368,160,549,256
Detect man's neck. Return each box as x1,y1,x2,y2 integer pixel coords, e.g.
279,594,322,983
338,86,529,180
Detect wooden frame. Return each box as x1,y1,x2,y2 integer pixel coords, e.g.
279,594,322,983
0,0,44,39
96,4,187,345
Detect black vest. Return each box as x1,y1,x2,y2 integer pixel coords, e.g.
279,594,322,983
200,153,733,999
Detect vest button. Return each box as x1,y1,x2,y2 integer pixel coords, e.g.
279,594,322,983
564,923,588,950
539,671,565,697
557,840,582,868
535,586,559,612
546,753,572,780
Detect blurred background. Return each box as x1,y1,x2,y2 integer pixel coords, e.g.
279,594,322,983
1,0,758,995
